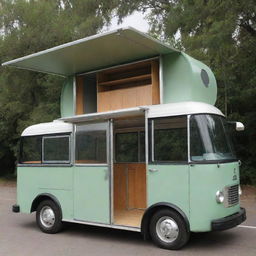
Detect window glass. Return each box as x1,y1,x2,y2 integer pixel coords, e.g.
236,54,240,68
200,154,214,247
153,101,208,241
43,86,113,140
76,123,107,164
190,115,236,161
43,136,70,162
116,132,138,162
139,132,145,162
20,136,42,164
115,131,145,163
153,116,187,162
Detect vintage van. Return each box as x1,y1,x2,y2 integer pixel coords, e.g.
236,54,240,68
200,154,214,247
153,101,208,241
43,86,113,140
2,28,246,250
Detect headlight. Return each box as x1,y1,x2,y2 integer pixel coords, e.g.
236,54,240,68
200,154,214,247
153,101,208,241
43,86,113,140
216,190,225,204
239,185,242,196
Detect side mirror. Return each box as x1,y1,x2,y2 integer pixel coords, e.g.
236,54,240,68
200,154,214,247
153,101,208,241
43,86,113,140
235,122,245,131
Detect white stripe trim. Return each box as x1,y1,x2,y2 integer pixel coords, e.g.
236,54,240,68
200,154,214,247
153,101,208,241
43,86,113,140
238,225,256,229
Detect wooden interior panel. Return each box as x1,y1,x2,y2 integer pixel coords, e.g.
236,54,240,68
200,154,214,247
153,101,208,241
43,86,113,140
76,76,84,115
114,209,145,227
75,160,103,164
97,82,109,112
98,74,151,87
114,163,127,210
114,163,146,210
114,163,146,227
151,60,160,104
127,163,147,209
98,61,152,83
22,161,41,164
97,60,160,112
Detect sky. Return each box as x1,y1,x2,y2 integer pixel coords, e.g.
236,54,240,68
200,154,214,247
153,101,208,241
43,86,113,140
108,11,150,33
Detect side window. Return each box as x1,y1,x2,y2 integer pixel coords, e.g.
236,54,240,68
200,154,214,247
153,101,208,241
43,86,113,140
151,116,187,162
20,134,71,164
76,123,107,164
43,136,70,163
115,131,145,163
20,136,42,164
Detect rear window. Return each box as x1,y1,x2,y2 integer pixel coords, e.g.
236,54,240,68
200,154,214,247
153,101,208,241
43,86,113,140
20,134,70,164
20,136,42,164
43,136,70,163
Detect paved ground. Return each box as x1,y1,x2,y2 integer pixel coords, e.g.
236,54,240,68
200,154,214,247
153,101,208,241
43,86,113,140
0,183,255,256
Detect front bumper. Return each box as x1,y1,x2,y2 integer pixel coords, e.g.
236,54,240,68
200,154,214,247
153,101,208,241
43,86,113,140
211,207,246,231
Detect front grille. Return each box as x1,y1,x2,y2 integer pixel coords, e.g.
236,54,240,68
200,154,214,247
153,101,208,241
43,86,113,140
224,184,239,207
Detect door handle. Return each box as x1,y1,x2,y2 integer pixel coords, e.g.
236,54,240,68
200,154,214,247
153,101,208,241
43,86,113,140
104,169,109,180
149,168,158,173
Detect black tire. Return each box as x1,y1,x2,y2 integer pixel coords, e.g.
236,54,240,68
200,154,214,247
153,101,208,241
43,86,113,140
149,209,190,250
36,200,63,234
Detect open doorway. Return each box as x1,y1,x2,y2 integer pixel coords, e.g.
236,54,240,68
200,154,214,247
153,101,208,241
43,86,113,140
113,117,146,227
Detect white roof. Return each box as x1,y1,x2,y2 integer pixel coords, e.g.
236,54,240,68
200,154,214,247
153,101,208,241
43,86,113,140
147,101,224,118
61,101,224,123
22,102,224,136
21,120,73,137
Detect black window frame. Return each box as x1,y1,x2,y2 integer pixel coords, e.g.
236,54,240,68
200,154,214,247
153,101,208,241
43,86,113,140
189,114,238,164
75,122,108,165
19,133,71,165
114,131,145,163
149,115,188,164
42,135,71,164
19,135,43,164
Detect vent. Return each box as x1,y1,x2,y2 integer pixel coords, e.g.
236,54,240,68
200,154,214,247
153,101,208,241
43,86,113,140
224,184,239,207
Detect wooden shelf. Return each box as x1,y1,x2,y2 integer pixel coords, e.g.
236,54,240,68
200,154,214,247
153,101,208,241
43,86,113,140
97,59,159,112
98,74,151,86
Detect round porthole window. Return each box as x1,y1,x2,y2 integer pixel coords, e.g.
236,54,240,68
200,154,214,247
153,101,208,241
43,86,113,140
201,69,209,87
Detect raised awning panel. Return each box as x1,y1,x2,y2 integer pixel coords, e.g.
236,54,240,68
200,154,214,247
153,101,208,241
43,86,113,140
2,27,177,76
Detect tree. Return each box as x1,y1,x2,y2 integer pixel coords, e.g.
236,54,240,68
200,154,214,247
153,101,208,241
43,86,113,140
0,0,114,175
114,0,256,184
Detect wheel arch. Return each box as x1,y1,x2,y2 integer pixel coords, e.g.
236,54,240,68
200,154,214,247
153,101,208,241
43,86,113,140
31,193,62,217
141,202,190,240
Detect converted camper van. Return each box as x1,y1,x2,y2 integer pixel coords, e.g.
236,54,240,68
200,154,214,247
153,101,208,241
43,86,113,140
2,28,246,250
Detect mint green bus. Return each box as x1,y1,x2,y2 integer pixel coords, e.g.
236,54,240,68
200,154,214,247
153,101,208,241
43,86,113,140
3,28,246,250
13,102,245,250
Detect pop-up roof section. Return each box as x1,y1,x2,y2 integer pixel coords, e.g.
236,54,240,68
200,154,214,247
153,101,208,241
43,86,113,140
2,27,177,76
2,27,217,110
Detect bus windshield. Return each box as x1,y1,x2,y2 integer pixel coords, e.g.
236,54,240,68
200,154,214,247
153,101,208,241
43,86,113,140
190,114,236,162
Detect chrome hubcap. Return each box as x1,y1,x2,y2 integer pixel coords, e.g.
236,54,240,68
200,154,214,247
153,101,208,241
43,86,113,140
40,206,55,228
156,216,179,243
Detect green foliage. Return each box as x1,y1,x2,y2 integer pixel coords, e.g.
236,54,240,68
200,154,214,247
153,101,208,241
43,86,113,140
0,0,113,175
115,0,256,184
1,0,255,186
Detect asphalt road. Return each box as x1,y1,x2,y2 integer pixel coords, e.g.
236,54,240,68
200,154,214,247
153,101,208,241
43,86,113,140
0,184,255,256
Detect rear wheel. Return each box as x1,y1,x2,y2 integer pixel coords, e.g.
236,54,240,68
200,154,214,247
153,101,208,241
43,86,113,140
36,200,63,234
149,209,190,250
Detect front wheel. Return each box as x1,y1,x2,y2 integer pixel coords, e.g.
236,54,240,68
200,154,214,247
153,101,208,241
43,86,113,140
36,200,63,234
149,209,190,250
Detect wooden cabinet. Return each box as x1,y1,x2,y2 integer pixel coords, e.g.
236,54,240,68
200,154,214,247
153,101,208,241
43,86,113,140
75,59,160,115
97,60,160,112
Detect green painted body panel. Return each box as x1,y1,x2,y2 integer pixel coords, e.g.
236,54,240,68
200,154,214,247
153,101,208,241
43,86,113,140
73,166,110,224
17,165,110,223
147,164,190,219
17,166,74,219
148,162,241,232
17,162,241,231
189,162,240,231
162,52,217,105
60,76,74,117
